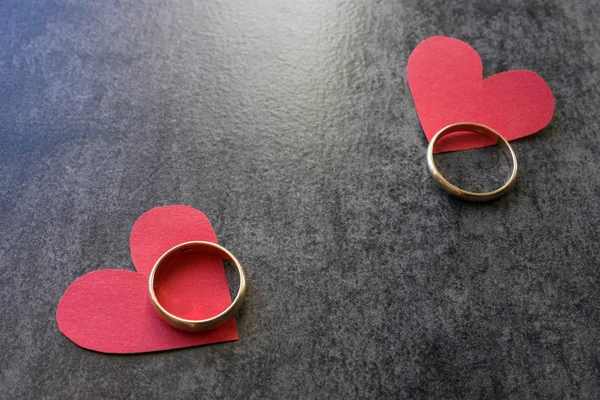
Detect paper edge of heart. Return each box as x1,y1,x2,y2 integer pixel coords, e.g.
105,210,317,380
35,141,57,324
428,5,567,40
407,35,555,153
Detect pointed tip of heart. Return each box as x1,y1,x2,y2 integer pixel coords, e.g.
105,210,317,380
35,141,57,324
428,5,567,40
56,268,240,354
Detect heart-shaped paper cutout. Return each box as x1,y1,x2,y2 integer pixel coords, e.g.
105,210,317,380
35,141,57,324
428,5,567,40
407,36,555,153
56,205,239,354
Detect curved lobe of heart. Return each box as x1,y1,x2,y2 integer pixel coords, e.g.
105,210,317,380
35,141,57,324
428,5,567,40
130,204,219,275
56,206,238,354
407,36,554,153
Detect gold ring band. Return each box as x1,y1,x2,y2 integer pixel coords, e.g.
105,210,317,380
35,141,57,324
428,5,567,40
427,122,518,202
148,241,247,331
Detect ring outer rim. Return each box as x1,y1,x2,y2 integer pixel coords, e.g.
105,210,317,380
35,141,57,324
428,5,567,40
148,240,247,332
426,122,518,202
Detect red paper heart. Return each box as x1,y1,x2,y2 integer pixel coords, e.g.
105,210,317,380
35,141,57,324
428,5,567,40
56,205,239,354
407,36,554,153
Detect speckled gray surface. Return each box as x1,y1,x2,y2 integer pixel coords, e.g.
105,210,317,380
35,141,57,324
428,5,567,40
2,0,600,398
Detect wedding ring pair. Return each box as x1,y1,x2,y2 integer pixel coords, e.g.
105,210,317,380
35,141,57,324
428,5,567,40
148,241,246,332
147,123,514,333
427,122,518,202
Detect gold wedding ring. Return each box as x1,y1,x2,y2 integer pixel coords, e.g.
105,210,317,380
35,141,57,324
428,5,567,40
148,241,247,331
427,122,518,202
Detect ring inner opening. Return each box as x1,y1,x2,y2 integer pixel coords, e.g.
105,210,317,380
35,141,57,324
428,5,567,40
153,248,239,320
433,142,512,193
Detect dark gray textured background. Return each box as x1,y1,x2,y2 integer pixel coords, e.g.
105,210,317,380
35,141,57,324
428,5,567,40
1,0,600,398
